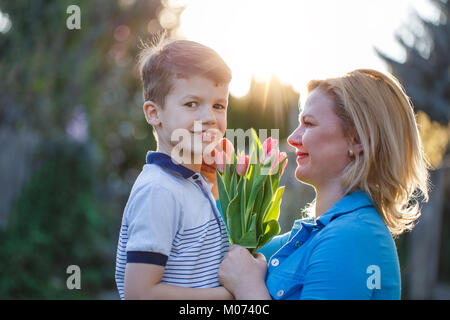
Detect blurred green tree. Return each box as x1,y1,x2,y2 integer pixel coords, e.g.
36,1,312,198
376,0,450,169
0,141,111,299
0,0,181,298
376,0,449,125
376,0,450,299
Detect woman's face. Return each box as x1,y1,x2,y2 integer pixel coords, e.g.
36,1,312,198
287,88,352,188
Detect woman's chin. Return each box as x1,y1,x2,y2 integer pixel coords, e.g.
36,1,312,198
295,167,311,184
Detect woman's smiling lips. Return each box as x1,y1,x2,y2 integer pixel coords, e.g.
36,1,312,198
296,151,309,163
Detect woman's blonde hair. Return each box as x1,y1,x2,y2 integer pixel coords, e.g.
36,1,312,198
307,69,430,236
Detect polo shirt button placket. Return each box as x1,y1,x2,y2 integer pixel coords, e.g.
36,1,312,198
271,258,279,267
277,289,284,298
295,241,302,248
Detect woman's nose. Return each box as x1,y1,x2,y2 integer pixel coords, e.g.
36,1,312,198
287,126,302,148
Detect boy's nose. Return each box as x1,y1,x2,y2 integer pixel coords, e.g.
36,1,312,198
199,105,216,124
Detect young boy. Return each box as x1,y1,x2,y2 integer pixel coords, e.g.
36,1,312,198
115,39,232,299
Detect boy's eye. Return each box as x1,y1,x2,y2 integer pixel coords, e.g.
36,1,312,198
184,101,197,108
213,104,226,110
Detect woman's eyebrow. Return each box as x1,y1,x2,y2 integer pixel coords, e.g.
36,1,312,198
299,113,315,121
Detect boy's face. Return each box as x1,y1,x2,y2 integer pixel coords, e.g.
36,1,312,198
151,75,229,162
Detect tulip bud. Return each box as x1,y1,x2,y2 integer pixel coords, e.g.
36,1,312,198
279,152,288,176
220,138,235,158
236,154,250,176
263,148,280,166
262,137,279,159
214,150,226,173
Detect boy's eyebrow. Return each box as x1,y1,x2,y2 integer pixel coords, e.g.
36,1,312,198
181,95,228,104
215,98,228,104
182,95,202,101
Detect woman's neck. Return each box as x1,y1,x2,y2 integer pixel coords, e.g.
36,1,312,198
314,181,345,220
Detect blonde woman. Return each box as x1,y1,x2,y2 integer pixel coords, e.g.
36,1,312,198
218,69,430,300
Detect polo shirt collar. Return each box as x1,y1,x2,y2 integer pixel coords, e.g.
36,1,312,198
315,190,374,229
146,151,197,179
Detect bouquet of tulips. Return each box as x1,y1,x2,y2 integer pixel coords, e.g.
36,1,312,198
215,129,288,254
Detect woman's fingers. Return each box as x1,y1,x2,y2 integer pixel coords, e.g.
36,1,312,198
254,253,267,263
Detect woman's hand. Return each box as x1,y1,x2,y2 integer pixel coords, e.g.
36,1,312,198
218,245,272,300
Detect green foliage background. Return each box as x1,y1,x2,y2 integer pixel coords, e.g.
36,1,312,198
0,0,448,299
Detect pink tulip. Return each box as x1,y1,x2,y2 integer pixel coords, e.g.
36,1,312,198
263,149,288,175
262,137,279,159
214,150,227,173
236,154,250,176
218,138,235,159
279,152,288,177
263,148,279,166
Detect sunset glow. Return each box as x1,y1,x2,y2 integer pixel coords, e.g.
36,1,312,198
172,0,440,97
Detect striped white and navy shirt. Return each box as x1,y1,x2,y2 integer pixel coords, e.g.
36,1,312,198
115,152,229,299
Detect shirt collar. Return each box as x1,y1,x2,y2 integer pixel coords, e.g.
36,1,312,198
315,190,375,229
146,151,197,179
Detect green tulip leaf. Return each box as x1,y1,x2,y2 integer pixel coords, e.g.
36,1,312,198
258,220,280,249
217,171,230,221
226,194,242,244
238,214,257,247
263,186,285,223
257,176,273,236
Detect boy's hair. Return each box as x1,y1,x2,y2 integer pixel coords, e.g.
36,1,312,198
138,38,232,107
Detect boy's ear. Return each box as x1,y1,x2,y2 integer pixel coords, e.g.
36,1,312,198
143,101,161,127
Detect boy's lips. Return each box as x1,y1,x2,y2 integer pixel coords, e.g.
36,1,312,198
191,130,218,142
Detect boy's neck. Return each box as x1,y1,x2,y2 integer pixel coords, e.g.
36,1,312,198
156,146,202,173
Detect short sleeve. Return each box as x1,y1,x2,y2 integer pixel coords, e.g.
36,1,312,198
125,186,182,264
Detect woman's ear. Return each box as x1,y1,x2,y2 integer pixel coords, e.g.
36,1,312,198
143,101,161,127
352,132,364,155
349,129,364,155
354,142,363,154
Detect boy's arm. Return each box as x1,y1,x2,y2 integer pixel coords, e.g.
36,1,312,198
124,263,233,300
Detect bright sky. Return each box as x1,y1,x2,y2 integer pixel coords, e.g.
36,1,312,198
166,0,440,97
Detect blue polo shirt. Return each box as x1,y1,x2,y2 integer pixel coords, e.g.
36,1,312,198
260,190,401,300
